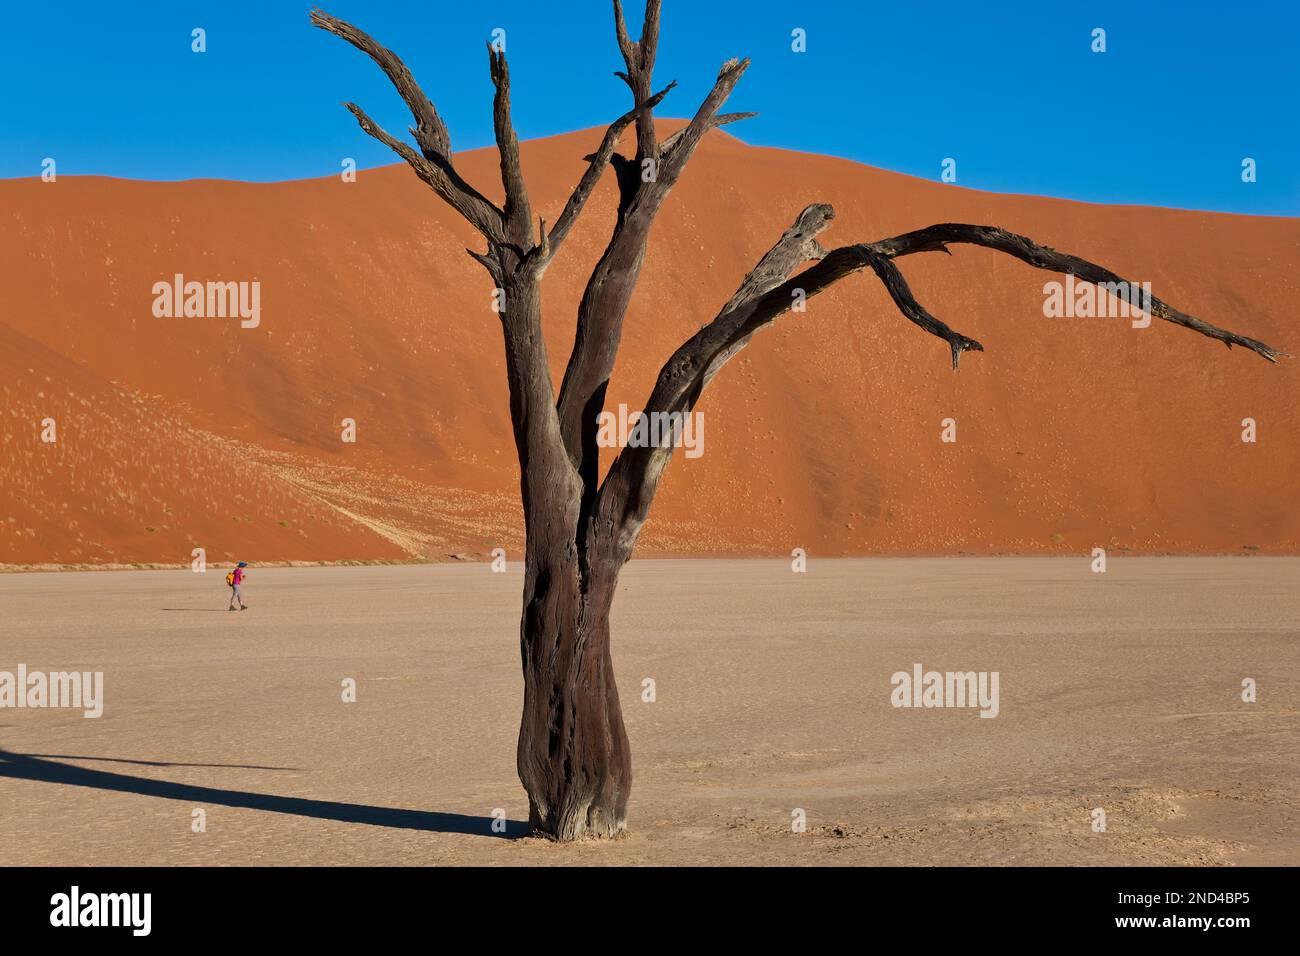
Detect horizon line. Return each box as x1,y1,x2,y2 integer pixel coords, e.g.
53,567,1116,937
4,121,1295,223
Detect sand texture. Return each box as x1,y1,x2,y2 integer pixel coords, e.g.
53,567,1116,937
2,558,1295,866
2,123,1297,566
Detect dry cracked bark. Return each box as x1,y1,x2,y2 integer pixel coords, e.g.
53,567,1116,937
313,1,1283,841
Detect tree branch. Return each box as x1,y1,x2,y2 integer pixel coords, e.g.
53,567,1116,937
720,203,834,314
312,9,504,242
659,110,758,155
556,48,751,501
487,44,532,243
466,246,505,286
875,224,1285,363
316,8,580,532
311,8,451,158
590,206,1286,560
538,81,677,268
657,59,750,178
613,0,662,159
863,252,984,370
693,202,835,389
340,103,504,242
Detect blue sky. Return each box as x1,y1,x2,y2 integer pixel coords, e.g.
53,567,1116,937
3,0,1296,215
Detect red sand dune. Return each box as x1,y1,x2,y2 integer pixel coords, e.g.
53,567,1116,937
2,122,1297,565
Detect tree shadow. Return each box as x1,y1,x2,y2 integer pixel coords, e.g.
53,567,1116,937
0,749,530,838
18,753,303,771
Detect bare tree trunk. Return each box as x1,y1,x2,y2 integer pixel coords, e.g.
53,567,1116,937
517,553,630,840
315,0,1282,844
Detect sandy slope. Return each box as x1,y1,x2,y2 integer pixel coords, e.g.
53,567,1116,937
1,559,1295,866
2,123,1298,565
2,123,1300,564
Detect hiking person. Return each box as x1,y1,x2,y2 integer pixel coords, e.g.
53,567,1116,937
226,561,249,611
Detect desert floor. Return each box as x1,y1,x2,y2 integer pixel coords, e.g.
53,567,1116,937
1,558,1296,866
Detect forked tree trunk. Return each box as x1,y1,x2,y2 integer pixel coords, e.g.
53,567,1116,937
314,1,1281,844
517,553,631,839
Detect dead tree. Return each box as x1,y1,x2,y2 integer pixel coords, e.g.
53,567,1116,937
312,2,1282,841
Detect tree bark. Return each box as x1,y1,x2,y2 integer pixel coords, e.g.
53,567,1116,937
315,1,1283,844
517,553,630,840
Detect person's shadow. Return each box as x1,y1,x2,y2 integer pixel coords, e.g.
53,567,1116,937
0,748,529,838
